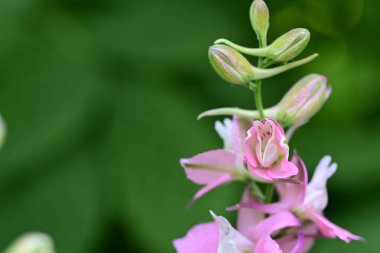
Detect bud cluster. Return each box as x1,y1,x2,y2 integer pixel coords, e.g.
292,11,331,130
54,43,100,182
209,0,316,86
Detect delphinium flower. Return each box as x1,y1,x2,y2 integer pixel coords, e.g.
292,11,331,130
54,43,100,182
229,154,363,243
244,118,298,181
174,190,303,253
174,0,363,252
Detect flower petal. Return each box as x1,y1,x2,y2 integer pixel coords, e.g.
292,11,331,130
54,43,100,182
305,209,363,243
276,153,308,209
237,188,265,240
211,211,254,253
252,211,301,242
173,222,219,253
255,236,282,253
192,174,232,201
232,153,307,214
305,155,337,213
276,230,304,253
266,160,298,180
181,150,237,185
215,118,233,151
244,127,259,168
232,116,252,165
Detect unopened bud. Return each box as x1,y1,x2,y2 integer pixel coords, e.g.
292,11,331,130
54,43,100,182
0,114,5,149
277,74,331,126
209,45,254,85
4,233,54,253
267,28,310,63
250,0,270,45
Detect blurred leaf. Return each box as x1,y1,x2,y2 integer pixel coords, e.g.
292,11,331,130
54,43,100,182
0,28,101,177
0,154,101,253
100,85,241,252
305,0,364,36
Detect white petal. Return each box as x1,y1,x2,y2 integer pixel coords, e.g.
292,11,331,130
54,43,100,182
210,211,254,253
215,118,233,151
305,155,337,213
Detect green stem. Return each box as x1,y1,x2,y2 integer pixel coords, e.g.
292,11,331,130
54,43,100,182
197,106,278,120
251,181,265,201
264,184,274,203
254,81,265,118
214,38,269,57
253,39,265,118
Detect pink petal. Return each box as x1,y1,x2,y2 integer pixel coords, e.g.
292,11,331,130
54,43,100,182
255,236,282,253
273,119,289,157
237,188,265,240
248,166,272,181
232,116,252,164
276,230,304,253
252,211,301,242
266,160,298,180
244,127,259,168
276,153,308,209
181,149,236,185
192,174,232,201
231,153,307,214
301,224,318,253
232,201,289,214
173,222,219,253
305,209,363,243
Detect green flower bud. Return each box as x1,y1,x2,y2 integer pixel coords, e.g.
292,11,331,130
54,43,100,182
250,0,270,45
276,74,331,126
266,28,310,63
4,233,55,253
209,45,254,85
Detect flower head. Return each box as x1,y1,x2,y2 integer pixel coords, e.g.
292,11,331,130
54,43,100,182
233,153,363,243
244,119,298,181
174,202,301,253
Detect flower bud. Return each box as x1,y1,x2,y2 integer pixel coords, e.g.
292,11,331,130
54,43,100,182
277,74,331,126
250,0,270,45
4,233,54,253
0,114,5,149
209,45,254,85
267,28,310,63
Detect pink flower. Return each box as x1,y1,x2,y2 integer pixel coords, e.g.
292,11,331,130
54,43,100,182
174,190,303,253
233,154,363,243
180,117,253,201
244,119,298,181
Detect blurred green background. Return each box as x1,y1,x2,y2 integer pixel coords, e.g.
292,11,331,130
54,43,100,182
0,0,378,252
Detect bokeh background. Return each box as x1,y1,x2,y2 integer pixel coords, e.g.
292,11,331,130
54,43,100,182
0,0,378,252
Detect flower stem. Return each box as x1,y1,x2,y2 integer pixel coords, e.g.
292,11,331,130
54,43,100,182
252,40,266,118
264,184,274,203
251,181,265,202
254,81,265,118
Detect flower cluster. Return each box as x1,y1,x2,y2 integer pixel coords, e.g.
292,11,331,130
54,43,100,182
173,0,363,252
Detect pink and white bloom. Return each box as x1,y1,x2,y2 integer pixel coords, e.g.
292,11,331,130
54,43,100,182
244,119,298,181
233,154,363,243
173,208,302,253
181,117,253,201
